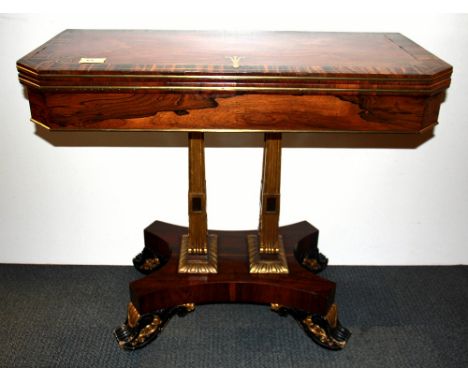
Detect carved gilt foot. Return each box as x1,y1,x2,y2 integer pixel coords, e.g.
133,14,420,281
114,302,195,350
133,246,164,274
294,246,328,273
271,303,350,350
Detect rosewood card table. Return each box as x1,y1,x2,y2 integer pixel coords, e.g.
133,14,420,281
17,30,452,351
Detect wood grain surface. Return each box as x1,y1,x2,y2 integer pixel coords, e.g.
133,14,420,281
26,88,443,132
131,221,335,315
17,30,452,133
17,30,451,77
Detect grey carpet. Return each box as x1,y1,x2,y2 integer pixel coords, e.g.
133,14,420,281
0,264,467,367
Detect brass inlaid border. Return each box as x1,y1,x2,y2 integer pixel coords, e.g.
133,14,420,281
30,118,437,135
247,234,288,274
18,76,447,94
16,64,451,83
16,65,39,76
30,118,51,130
178,234,218,274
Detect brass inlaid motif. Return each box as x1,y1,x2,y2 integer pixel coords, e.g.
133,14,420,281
226,56,243,69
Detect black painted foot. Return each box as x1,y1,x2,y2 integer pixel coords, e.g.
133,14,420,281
271,303,350,350
114,302,195,350
295,246,328,273
132,246,164,274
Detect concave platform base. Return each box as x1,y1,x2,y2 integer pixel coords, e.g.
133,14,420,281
114,220,350,350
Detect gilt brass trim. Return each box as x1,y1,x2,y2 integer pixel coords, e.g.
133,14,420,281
29,117,436,135
247,234,288,274
301,304,348,350
16,65,39,76
178,234,218,274
301,315,346,349
18,77,41,88
115,302,196,350
18,76,448,94
30,118,51,130
16,64,449,83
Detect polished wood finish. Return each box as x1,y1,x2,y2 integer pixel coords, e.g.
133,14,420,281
25,90,446,133
18,30,451,133
17,30,451,79
132,221,334,314
16,30,452,351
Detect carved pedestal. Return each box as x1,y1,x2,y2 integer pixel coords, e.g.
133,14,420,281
115,220,349,350
115,133,350,351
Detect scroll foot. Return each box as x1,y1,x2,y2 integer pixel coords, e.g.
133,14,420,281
133,246,164,274
114,302,195,350
294,246,328,273
271,303,350,350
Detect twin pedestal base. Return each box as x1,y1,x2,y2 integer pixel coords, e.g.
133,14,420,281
114,220,351,351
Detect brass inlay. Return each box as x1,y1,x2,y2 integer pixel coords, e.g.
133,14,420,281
16,65,39,76
79,58,107,64
248,234,288,274
178,234,218,274
226,56,244,69
18,76,445,94
30,117,436,135
16,63,450,83
30,118,51,130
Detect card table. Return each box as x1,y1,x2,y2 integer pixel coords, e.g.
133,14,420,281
17,30,452,350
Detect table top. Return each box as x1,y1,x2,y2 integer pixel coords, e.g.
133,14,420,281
17,30,451,94
17,30,452,134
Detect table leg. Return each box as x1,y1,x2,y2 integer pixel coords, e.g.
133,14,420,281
248,133,288,274
178,132,217,273
258,133,282,255
186,132,208,255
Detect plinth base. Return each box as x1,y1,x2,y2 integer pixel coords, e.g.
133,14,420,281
115,220,350,350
